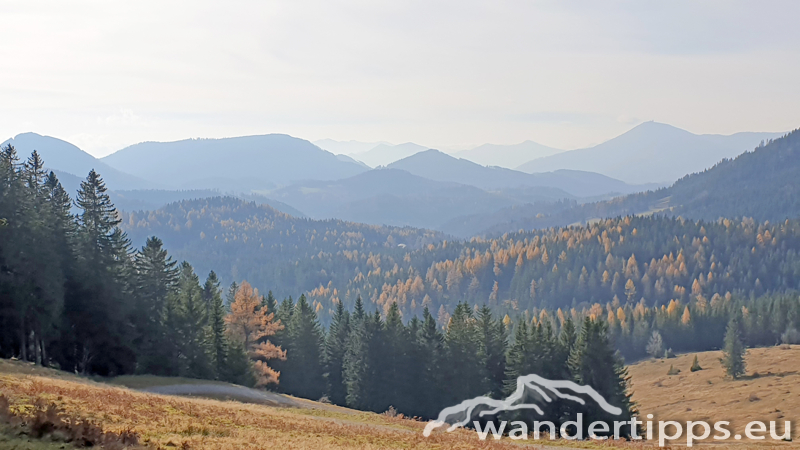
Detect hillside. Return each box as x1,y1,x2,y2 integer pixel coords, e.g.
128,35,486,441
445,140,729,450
0,360,529,450
2,133,152,190
101,134,368,190
122,191,800,325
120,196,442,301
268,168,574,231
387,149,649,197
629,346,800,441
456,140,563,169
488,128,800,234
3,348,799,448
517,122,783,185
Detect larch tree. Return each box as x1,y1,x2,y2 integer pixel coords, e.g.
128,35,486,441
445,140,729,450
225,280,285,387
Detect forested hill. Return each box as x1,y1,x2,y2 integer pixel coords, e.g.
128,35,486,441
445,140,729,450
480,128,800,234
124,194,800,325
121,197,443,300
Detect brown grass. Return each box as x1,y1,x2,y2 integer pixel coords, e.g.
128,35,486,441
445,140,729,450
0,359,590,449
3,351,800,449
629,345,800,444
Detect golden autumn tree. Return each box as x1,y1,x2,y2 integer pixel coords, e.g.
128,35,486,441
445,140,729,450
225,280,286,387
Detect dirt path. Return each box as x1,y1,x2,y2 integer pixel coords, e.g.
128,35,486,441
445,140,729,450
137,383,354,414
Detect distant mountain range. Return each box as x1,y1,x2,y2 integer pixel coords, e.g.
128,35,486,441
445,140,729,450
386,149,653,197
313,139,390,156
477,128,799,235
346,142,430,168
101,134,367,190
1,133,152,190
454,140,563,168
4,122,789,238
517,122,783,184
269,168,575,230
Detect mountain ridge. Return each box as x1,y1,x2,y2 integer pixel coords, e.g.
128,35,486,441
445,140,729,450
517,121,784,184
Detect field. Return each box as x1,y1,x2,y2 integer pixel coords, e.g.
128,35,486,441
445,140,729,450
628,345,800,441
1,348,800,449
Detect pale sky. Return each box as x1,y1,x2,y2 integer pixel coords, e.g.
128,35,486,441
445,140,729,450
1,0,798,157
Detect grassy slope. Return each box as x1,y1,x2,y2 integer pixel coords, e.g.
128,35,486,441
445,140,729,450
0,360,555,450
628,345,800,441
3,350,800,449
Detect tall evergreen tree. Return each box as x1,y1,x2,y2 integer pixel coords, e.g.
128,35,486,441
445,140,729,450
568,318,635,438
323,301,350,405
133,236,178,374
412,306,444,418
476,305,506,398
377,302,411,412
442,302,483,405
344,297,369,409
203,271,228,379
176,261,214,379
280,295,325,400
66,169,135,375
721,317,746,379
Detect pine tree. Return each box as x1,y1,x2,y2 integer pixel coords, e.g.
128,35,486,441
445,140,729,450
568,318,636,438
414,306,444,418
504,319,531,395
67,169,135,375
324,301,350,405
443,302,482,405
377,302,410,412
174,262,214,378
721,317,746,379
646,330,664,359
344,297,369,409
133,236,178,374
280,295,325,399
477,305,506,398
203,271,229,379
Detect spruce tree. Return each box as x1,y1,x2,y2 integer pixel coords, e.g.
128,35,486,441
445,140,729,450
414,306,444,418
133,236,178,374
176,261,214,379
344,297,369,409
280,295,325,399
568,318,635,438
477,305,507,398
721,317,746,379
68,169,135,375
324,301,350,405
377,302,410,412
443,302,483,405
203,271,229,380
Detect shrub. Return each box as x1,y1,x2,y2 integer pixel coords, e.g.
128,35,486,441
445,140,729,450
667,364,680,375
0,395,139,448
690,355,702,372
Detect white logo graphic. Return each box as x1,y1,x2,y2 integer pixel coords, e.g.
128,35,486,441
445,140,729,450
423,374,622,437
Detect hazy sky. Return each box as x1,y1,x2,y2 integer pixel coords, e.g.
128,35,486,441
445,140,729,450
1,1,799,157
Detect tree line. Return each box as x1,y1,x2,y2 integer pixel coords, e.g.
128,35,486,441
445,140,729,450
0,145,255,381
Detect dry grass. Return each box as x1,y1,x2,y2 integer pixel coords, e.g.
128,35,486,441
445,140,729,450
3,351,800,449
629,345,800,444
0,359,596,450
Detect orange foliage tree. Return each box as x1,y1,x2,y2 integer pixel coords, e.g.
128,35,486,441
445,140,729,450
225,281,286,386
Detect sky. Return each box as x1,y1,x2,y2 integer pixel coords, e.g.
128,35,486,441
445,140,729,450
1,0,799,157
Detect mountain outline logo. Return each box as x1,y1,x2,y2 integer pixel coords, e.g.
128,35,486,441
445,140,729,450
423,374,623,437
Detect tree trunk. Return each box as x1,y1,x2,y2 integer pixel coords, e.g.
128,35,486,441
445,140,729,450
19,325,27,361
33,330,41,365
40,338,47,366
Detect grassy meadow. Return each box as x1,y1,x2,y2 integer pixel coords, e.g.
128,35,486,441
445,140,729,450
2,349,800,449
